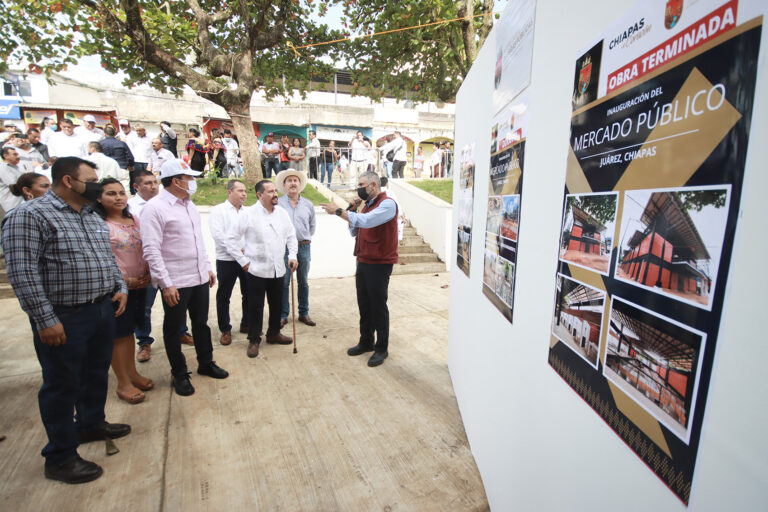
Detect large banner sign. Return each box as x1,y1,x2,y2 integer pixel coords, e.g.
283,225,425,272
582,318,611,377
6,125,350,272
483,98,528,323
549,0,763,504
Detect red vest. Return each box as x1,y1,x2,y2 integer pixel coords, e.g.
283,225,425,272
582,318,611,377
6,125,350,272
354,192,399,264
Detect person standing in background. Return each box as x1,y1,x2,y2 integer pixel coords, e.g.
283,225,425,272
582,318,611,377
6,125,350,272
159,122,178,157
413,146,425,178
348,131,368,189
305,130,321,180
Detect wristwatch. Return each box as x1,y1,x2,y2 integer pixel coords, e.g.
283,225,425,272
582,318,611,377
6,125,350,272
335,208,343,216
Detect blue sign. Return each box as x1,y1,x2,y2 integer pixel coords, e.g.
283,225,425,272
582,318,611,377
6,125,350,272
0,99,20,120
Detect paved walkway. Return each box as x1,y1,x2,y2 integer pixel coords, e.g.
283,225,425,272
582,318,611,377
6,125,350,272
0,272,489,511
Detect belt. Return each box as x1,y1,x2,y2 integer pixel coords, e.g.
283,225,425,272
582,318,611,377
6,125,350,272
352,159,366,162
65,293,111,308
298,240,311,246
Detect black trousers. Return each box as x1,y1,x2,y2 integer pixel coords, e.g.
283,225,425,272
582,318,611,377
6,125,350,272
215,260,248,333
392,160,405,179
356,262,393,353
246,273,283,342
161,283,213,376
308,156,320,180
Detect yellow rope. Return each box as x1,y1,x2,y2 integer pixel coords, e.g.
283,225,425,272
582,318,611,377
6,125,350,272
290,11,496,52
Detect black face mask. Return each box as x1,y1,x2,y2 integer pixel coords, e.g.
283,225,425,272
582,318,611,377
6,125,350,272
74,179,101,202
357,185,370,201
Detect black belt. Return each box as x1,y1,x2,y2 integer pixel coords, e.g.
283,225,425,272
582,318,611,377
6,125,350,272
62,293,111,309
298,240,311,246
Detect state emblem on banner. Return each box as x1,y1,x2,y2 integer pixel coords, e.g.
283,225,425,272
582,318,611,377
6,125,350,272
579,56,592,93
665,0,683,29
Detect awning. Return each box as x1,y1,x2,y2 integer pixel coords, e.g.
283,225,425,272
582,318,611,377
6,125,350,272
259,123,307,141
312,124,372,141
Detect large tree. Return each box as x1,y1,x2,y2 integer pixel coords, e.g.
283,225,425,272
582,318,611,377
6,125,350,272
0,0,339,183
333,0,497,103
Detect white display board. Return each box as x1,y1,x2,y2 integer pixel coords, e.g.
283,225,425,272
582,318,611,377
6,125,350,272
449,0,768,510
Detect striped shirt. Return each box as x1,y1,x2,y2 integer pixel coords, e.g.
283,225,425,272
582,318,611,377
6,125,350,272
1,190,127,330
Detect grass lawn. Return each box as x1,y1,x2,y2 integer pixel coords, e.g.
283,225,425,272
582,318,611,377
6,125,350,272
194,177,328,206
408,179,453,204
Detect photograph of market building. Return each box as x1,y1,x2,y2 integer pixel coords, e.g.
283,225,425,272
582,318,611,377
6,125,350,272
559,193,617,275
501,195,520,241
552,275,605,367
604,298,704,441
616,188,728,308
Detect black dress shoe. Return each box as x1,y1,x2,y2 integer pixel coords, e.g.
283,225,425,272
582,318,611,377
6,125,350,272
45,456,103,484
197,362,229,379
347,343,375,356
172,373,195,396
78,421,132,444
368,351,388,367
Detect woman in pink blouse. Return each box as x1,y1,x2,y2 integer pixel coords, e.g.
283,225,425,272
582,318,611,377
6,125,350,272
96,178,154,404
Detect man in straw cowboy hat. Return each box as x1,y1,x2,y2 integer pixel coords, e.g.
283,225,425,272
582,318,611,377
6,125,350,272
275,168,317,328
226,179,298,358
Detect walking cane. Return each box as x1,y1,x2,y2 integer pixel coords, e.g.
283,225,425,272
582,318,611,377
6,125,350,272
291,267,298,354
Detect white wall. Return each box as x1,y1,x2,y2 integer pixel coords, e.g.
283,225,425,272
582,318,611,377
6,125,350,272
449,1,768,511
388,180,451,269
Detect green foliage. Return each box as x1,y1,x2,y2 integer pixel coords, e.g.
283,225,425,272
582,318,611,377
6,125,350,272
194,177,327,206
332,0,496,103
409,178,453,204
567,194,617,226
0,0,341,103
678,190,726,212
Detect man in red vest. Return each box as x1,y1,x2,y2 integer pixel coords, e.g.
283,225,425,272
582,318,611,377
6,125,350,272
321,172,398,367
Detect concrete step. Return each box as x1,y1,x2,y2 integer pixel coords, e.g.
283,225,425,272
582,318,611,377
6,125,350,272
0,268,7,284
392,261,447,275
402,235,424,245
0,283,15,300
398,244,434,254
398,253,442,264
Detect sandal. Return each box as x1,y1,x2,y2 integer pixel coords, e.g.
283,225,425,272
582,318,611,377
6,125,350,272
132,378,154,391
116,389,145,404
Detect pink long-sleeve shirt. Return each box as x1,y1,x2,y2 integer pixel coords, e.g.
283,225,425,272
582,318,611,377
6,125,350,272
140,189,212,289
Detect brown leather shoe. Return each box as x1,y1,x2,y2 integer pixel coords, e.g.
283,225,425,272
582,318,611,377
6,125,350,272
299,316,316,326
136,345,151,363
247,341,260,358
180,333,194,346
239,326,249,334
220,331,232,346
280,318,288,328
266,332,292,345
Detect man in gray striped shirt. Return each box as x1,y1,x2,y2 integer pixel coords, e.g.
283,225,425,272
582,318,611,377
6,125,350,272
2,156,130,484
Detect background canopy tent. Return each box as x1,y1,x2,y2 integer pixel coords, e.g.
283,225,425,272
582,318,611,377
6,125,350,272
259,123,307,142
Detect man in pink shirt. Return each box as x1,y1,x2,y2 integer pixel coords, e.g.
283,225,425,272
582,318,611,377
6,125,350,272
141,159,229,396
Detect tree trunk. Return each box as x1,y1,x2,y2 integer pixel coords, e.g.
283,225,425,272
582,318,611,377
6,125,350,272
227,106,262,185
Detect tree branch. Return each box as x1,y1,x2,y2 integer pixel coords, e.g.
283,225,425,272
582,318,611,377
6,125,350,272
253,0,291,51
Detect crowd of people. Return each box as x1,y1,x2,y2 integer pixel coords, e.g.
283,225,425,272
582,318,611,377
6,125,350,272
0,118,403,486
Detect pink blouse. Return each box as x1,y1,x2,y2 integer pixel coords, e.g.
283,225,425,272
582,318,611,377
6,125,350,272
107,217,150,280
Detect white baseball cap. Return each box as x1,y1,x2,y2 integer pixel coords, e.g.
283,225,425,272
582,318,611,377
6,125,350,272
82,114,96,123
160,159,201,179
118,119,129,125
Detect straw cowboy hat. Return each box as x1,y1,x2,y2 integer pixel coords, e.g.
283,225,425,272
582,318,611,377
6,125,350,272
275,168,307,194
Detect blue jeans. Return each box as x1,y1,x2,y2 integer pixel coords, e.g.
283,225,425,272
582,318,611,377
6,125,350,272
321,162,334,186
33,299,115,466
264,158,279,178
282,244,310,318
135,286,189,346
384,161,393,178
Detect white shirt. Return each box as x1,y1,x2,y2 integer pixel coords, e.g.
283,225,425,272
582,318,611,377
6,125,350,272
209,199,246,261
306,137,321,158
74,125,105,143
13,146,47,173
380,136,407,162
86,152,122,180
48,131,86,158
127,194,151,218
226,202,297,279
350,138,367,161
222,138,239,163
40,127,56,146
148,147,174,172
128,133,153,164
0,162,23,212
